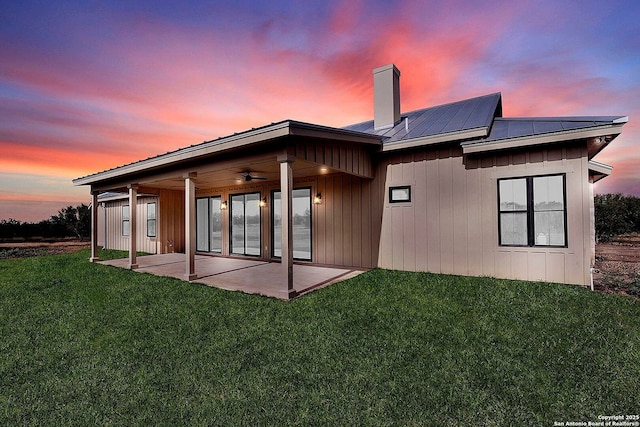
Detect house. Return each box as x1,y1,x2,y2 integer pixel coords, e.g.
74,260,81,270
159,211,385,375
74,64,627,299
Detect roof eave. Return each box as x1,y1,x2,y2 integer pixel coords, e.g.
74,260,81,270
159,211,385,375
461,123,625,156
73,121,382,186
381,127,489,152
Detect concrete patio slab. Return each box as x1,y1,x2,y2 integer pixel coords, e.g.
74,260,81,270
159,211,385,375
99,254,364,299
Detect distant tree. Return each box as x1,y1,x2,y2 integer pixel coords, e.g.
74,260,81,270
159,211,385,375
594,193,640,242
0,219,22,239
51,204,91,240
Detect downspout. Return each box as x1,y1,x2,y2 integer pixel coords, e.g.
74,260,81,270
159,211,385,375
590,267,595,292
102,202,107,249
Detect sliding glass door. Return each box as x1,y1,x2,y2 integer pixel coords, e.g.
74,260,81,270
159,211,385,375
272,188,311,261
230,193,261,256
196,196,222,253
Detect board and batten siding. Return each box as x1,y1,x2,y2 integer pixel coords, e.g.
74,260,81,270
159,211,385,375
313,174,381,269
158,189,185,254
101,196,160,254
377,144,593,286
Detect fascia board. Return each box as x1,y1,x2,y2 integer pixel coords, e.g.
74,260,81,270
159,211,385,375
381,127,488,152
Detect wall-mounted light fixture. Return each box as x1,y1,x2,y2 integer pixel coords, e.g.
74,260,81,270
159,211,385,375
313,193,322,205
259,197,267,207
220,200,228,210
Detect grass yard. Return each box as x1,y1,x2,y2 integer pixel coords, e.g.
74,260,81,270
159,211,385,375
1,250,638,426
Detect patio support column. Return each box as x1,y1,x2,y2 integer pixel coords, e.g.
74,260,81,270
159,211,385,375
90,190,100,262
128,184,139,269
184,172,197,281
278,154,297,299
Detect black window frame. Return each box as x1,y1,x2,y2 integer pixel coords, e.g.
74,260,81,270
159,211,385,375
146,202,157,237
389,185,412,203
498,174,568,248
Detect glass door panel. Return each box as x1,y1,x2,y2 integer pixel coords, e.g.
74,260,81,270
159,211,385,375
196,196,222,253
272,188,311,260
196,198,209,252
209,197,222,252
230,193,261,256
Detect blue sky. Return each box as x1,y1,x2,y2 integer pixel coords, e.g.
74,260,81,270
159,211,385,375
1,0,639,221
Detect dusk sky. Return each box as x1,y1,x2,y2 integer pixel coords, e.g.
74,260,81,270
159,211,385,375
1,0,639,222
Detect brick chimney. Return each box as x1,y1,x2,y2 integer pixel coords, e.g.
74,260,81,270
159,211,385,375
373,64,401,130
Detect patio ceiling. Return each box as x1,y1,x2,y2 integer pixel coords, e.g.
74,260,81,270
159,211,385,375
75,120,381,193
135,155,335,192
88,134,375,194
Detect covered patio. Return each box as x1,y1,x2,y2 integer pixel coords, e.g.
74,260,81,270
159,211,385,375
99,253,364,299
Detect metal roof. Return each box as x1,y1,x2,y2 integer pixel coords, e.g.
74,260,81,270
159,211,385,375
344,92,502,144
483,116,628,142
74,90,627,187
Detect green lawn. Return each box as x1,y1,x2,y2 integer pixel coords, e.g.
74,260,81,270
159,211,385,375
1,250,638,426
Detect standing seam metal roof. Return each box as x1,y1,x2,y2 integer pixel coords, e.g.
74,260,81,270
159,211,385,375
343,93,502,142
74,91,627,186
484,117,628,142
343,93,626,148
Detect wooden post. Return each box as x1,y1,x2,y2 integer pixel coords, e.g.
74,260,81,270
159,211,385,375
184,173,197,281
90,190,100,262
128,184,138,269
278,154,297,299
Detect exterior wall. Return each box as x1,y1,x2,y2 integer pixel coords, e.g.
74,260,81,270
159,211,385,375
194,173,380,269
314,174,381,268
158,189,185,254
377,143,593,286
101,196,160,254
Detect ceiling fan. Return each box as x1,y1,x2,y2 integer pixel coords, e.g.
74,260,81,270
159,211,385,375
240,171,267,182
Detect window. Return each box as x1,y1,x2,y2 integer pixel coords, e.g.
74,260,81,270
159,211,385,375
122,205,130,236
498,174,566,247
272,188,312,261
389,186,411,203
196,196,222,253
147,202,157,237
